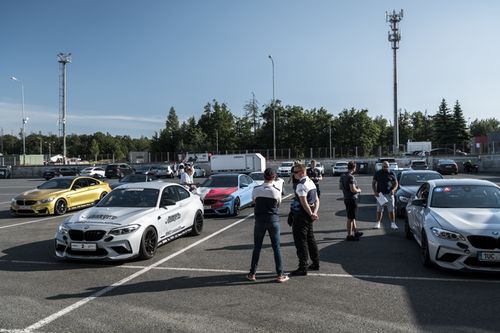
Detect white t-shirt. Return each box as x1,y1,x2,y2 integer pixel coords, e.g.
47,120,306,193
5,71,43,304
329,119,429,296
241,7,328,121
180,172,193,185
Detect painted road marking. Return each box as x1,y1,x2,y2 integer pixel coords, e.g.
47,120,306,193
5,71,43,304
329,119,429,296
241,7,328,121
0,215,67,230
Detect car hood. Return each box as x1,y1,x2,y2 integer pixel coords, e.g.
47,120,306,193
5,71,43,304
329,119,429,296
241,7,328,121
16,189,68,199
197,187,238,200
398,185,420,195
66,206,155,228
430,208,500,232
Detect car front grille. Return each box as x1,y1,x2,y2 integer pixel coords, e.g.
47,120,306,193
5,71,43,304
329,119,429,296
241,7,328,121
467,235,500,249
203,199,217,205
69,230,106,241
464,257,500,268
16,200,37,205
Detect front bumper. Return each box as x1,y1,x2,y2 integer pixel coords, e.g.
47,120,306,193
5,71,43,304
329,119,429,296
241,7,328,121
11,202,54,215
203,200,233,216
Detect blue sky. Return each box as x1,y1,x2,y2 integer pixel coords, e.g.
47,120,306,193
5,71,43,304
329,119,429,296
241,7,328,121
1,0,499,138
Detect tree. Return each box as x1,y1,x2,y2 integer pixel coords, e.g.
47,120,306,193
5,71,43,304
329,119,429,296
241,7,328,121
398,109,412,146
411,110,431,141
89,139,100,162
451,100,470,149
333,108,379,156
470,118,500,137
243,93,260,136
432,99,454,145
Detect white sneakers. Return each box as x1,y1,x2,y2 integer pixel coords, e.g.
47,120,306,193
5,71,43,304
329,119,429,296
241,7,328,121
374,221,398,230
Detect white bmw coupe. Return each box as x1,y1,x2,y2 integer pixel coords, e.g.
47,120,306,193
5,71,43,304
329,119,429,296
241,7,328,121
55,182,204,261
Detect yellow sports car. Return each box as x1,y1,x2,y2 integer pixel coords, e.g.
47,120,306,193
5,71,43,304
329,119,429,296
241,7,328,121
11,176,112,216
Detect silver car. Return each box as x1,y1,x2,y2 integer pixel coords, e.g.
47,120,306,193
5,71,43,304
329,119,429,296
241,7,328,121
405,179,500,271
55,182,204,261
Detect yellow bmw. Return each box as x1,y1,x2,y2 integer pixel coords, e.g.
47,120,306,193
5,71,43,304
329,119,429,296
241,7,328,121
10,176,112,216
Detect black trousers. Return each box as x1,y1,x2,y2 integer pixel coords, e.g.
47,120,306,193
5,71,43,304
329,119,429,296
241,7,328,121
292,211,319,270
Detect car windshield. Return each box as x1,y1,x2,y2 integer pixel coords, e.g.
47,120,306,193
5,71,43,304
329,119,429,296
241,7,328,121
81,168,93,172
250,173,264,181
135,166,151,172
120,174,149,182
431,185,500,209
201,175,238,187
38,178,73,189
336,162,348,167
97,188,159,208
412,161,426,166
281,162,293,167
400,173,442,186
439,160,455,164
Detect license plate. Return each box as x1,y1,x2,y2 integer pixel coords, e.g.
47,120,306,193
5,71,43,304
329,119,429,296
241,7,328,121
71,243,97,251
19,205,31,209
203,205,211,210
478,251,500,262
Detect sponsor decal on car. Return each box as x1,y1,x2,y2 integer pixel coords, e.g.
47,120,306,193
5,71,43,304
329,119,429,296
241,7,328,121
166,213,181,224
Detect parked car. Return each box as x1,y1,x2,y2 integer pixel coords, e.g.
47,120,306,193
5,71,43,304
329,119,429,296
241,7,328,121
435,159,458,175
375,158,399,173
43,167,80,180
79,166,106,178
429,148,467,156
54,182,204,261
11,176,111,216
105,163,134,179
277,161,294,177
332,161,348,176
192,165,206,178
0,166,12,179
410,160,428,170
134,165,157,176
110,173,155,189
249,171,286,195
395,170,443,217
196,173,257,216
405,179,500,272
150,165,175,178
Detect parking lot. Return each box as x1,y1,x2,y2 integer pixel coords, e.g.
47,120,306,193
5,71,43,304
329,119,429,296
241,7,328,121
1,173,500,333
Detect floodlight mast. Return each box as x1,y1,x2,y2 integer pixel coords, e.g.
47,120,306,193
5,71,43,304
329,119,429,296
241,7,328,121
386,9,403,155
57,52,71,165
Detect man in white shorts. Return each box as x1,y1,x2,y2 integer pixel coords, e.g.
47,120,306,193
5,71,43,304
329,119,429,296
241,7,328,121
372,161,398,230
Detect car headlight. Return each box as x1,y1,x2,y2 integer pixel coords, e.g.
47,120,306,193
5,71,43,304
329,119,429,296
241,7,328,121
109,224,140,236
58,223,69,235
11,198,16,204
430,227,466,241
398,195,410,203
39,197,55,204
219,196,233,202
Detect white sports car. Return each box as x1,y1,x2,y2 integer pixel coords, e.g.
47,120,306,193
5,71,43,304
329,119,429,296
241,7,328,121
405,178,500,272
249,171,285,195
54,182,204,261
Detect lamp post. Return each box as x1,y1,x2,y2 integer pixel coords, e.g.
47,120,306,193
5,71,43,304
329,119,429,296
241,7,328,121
10,76,27,165
268,55,276,161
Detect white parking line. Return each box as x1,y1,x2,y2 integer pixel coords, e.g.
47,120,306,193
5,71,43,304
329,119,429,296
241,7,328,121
0,215,67,230
23,212,256,332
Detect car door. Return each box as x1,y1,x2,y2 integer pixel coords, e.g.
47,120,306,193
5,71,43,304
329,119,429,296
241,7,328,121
157,185,185,240
66,178,90,208
238,175,254,207
408,183,430,243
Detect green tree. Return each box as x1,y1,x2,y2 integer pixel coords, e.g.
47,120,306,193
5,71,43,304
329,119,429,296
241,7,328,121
333,108,379,156
411,110,431,141
451,100,470,149
89,139,100,161
470,118,500,136
432,99,454,145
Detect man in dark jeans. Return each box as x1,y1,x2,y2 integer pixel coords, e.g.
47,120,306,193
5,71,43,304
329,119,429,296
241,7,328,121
307,159,322,198
290,163,320,276
340,161,363,241
247,168,289,283
372,161,398,230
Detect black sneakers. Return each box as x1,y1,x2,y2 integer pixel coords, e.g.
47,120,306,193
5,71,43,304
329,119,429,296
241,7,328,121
346,235,360,241
308,263,320,271
290,269,308,276
354,231,364,238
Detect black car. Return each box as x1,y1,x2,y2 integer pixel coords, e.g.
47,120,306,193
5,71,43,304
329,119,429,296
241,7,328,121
110,173,155,189
435,159,458,175
0,166,12,179
104,163,134,179
395,170,443,217
42,167,80,180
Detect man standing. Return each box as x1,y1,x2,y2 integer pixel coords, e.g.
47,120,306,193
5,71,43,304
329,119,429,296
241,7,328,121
307,159,322,198
247,168,289,283
372,161,398,230
340,161,363,241
290,163,320,276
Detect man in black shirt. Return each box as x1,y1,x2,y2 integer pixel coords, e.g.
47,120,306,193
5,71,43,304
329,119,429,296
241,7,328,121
307,159,322,198
340,161,363,241
372,161,398,230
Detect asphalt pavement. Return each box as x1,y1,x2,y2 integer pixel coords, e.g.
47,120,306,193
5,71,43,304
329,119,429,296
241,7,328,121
0,173,499,333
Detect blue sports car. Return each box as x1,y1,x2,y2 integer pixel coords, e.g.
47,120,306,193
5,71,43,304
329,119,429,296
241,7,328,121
196,174,256,216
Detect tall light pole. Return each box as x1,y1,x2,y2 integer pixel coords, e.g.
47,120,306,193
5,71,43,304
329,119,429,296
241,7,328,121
10,76,27,165
268,55,276,160
386,9,403,155
58,52,71,165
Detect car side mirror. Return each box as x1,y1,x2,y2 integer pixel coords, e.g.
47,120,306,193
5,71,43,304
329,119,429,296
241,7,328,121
411,198,427,207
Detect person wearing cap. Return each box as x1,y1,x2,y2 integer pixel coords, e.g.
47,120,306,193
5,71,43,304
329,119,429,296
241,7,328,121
247,168,289,283
289,163,320,276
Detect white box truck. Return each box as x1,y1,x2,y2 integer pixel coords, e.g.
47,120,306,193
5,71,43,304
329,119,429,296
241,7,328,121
210,153,266,174
407,141,432,154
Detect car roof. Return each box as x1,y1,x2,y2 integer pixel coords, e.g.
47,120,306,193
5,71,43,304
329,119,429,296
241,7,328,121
428,179,498,187
117,181,179,190
210,173,242,177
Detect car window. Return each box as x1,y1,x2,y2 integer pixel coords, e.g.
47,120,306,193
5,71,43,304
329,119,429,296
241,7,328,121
87,178,99,186
431,185,500,209
201,175,238,187
39,178,73,189
175,186,190,201
98,188,159,207
161,186,179,204
240,175,251,186
73,178,89,189
416,183,430,200
250,173,264,181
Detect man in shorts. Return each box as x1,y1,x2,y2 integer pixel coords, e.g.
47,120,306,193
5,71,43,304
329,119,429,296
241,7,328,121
340,161,363,240
372,161,398,230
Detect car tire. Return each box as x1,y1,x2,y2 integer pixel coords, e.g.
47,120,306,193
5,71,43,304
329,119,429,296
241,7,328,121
232,197,241,216
420,231,432,267
404,216,412,240
139,226,158,260
54,199,68,215
189,210,204,236
99,191,107,200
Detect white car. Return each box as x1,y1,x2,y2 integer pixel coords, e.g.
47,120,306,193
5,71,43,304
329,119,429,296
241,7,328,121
54,182,204,261
79,167,106,179
277,161,294,177
405,178,500,271
193,165,206,178
332,161,348,176
249,171,286,195
375,158,399,173
307,162,325,175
